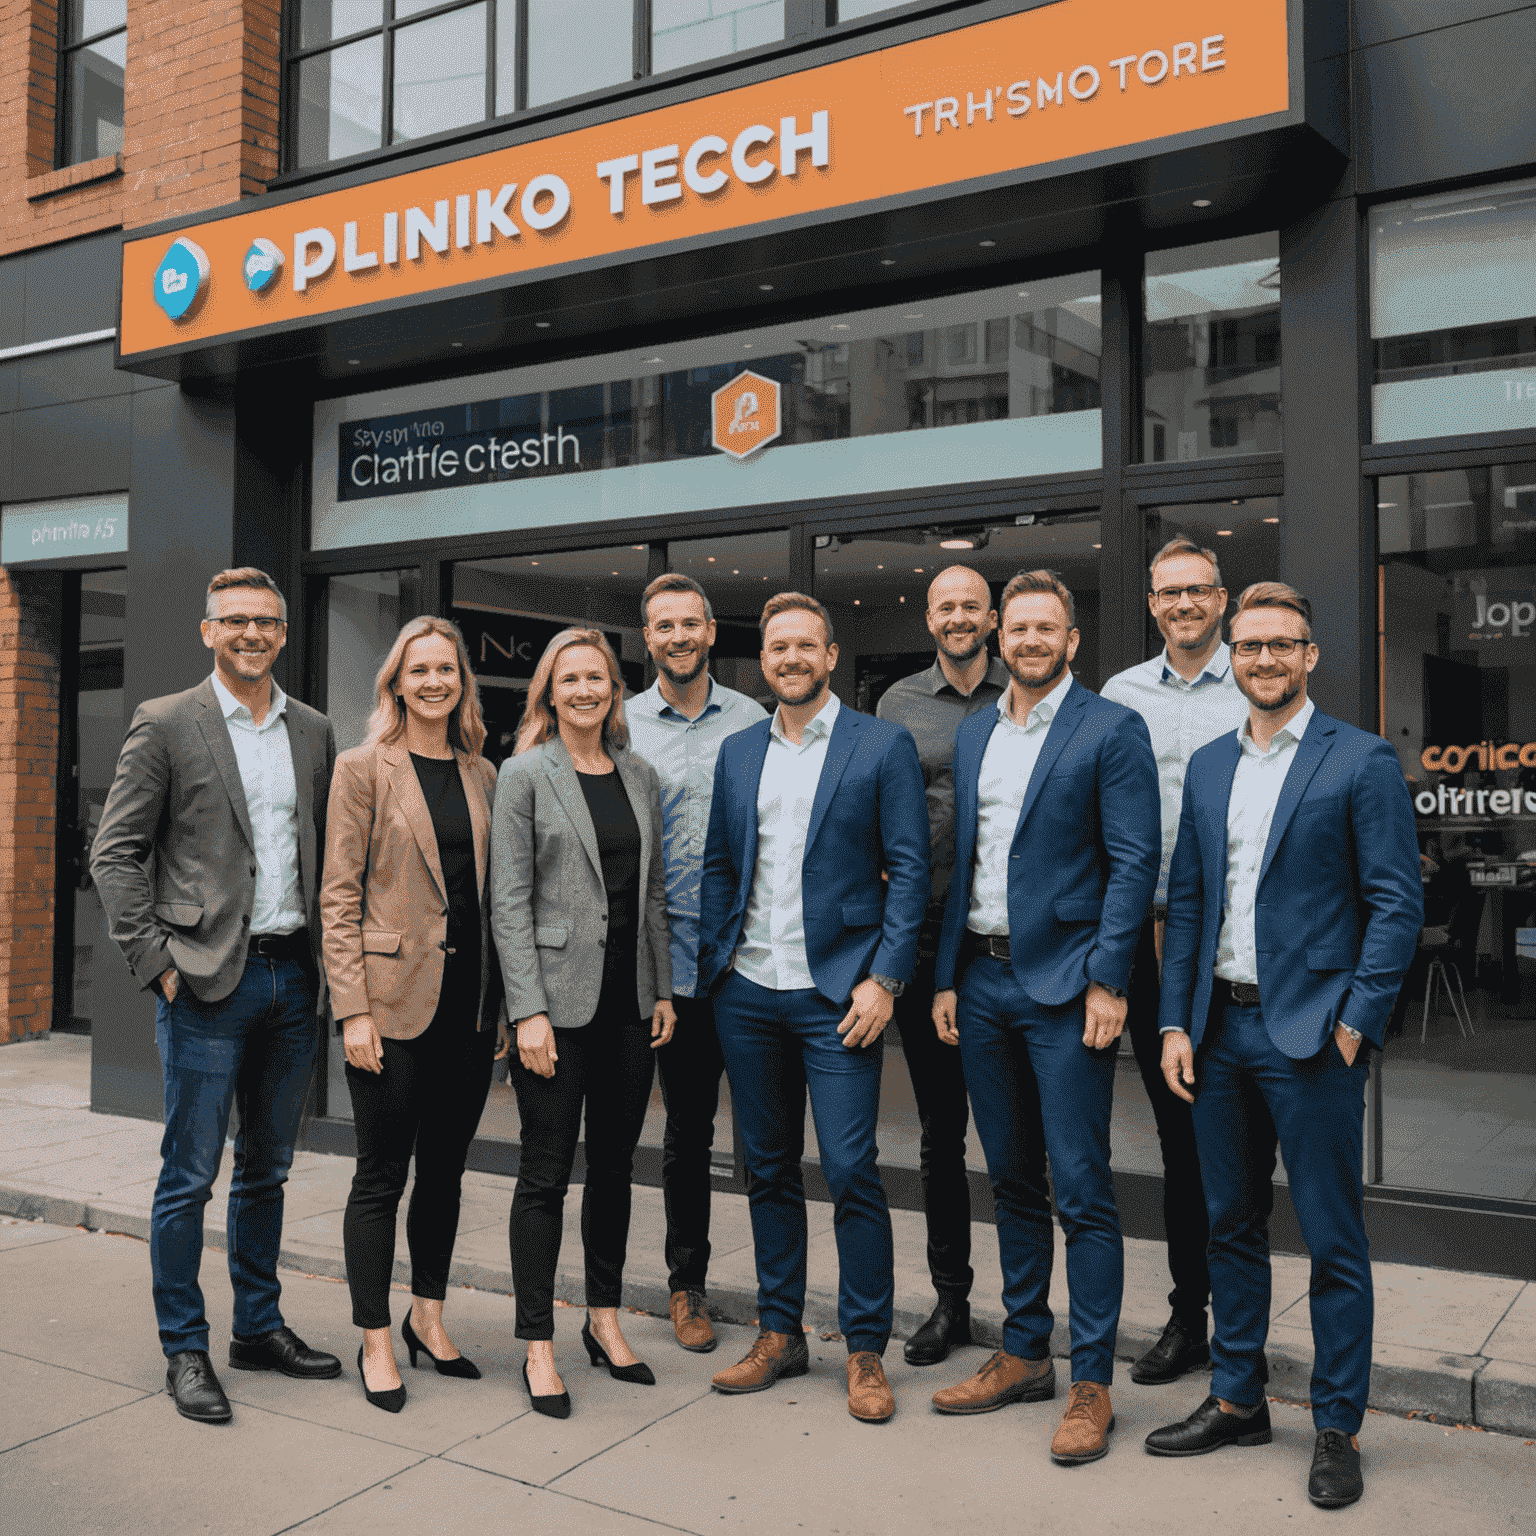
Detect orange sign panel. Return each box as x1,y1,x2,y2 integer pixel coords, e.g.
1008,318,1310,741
119,0,1291,359
712,371,782,458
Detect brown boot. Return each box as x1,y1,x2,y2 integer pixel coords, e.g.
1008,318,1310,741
1050,1381,1115,1465
711,1329,809,1394
931,1348,1056,1414
847,1352,895,1423
670,1290,718,1354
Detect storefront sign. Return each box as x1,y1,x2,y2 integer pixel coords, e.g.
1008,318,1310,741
1,495,129,566
711,371,781,459
1422,741,1536,773
1414,783,1536,818
119,0,1289,360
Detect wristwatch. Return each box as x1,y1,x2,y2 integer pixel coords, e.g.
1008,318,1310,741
869,974,905,997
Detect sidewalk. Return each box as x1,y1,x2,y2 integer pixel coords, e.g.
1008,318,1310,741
2,1033,1534,1445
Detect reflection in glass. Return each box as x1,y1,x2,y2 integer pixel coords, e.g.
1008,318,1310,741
527,0,631,107
66,0,125,41
392,5,487,144
652,0,783,75
292,36,383,167
63,32,125,162
495,0,518,115
295,0,381,49
835,0,900,17
1144,233,1281,463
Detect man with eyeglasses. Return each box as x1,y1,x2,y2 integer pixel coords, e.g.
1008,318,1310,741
1100,537,1249,1386
93,568,339,1424
1148,583,1421,1510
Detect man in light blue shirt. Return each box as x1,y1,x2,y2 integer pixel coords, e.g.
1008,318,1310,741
627,573,766,1354
1100,537,1248,1387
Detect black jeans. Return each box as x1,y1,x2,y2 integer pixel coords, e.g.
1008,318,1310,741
1126,913,1210,1329
654,993,725,1294
891,936,974,1301
508,974,656,1339
342,1013,496,1330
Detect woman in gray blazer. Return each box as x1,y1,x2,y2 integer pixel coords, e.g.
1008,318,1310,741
491,627,675,1417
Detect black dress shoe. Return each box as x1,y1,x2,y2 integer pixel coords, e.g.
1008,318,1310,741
403,1316,481,1379
1144,1394,1272,1457
523,1359,571,1419
904,1296,972,1367
1308,1429,1364,1508
1130,1315,1210,1385
582,1315,656,1385
166,1350,232,1423
229,1325,342,1379
357,1346,406,1414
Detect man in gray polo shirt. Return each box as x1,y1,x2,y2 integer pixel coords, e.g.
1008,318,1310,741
628,573,768,1354
875,564,1012,1366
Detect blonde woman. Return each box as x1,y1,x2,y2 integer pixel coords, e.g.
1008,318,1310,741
491,629,675,1418
321,617,506,1413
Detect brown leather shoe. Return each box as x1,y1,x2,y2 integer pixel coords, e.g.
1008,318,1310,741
847,1352,895,1423
711,1329,809,1394
1050,1381,1115,1465
931,1348,1056,1414
670,1290,718,1354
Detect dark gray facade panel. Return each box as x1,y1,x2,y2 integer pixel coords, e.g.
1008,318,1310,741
1353,0,1535,48
1354,9,1536,192
0,360,19,415
0,257,24,351
8,395,131,503
0,415,12,503
15,343,134,412
21,233,120,344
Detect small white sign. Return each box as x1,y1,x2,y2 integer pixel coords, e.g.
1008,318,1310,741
1,495,128,567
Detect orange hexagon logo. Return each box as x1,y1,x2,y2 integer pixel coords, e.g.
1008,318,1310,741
711,370,781,460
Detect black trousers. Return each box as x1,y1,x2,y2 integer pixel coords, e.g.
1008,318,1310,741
342,1008,496,1331
1126,912,1211,1328
654,993,725,1294
891,938,974,1301
508,971,655,1339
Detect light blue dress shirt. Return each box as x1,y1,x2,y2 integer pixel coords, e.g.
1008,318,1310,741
1100,643,1249,905
627,676,768,997
734,692,841,992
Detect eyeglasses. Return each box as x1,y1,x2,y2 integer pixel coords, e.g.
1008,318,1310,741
1152,584,1218,605
1233,638,1303,658
211,616,283,633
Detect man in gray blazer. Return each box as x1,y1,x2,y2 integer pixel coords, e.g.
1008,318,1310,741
92,567,340,1424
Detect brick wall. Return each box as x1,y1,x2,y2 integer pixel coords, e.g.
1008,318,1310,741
0,570,62,1043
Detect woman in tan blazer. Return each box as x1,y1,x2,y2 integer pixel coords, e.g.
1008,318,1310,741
321,616,505,1414
490,628,674,1418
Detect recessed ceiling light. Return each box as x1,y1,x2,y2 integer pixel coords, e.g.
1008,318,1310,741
877,564,884,570
1093,543,1102,549
1217,529,1233,536
1263,517,1280,524
632,545,644,550
899,595,905,603
1193,199,1212,208
979,239,996,248
535,321,551,328
347,359,360,365
913,567,925,573
732,568,739,574
1017,291,1030,299
759,283,774,291
880,259,896,266
854,599,861,605
904,313,923,320
833,323,850,330
707,556,716,562
611,570,619,575
743,342,754,348
451,341,462,348
940,538,975,550
530,560,539,566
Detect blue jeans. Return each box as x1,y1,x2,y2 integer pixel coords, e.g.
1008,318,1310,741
151,957,318,1357
714,971,894,1354
957,954,1122,1384
1193,1002,1373,1434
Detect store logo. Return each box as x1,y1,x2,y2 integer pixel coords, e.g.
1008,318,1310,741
243,238,285,294
1471,592,1535,639
151,237,210,322
712,371,781,460
1420,740,1536,774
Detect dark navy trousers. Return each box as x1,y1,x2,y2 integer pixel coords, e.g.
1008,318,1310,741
714,970,894,1355
1193,1002,1373,1434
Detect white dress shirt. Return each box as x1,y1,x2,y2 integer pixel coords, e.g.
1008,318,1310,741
1100,643,1249,905
967,671,1074,936
733,692,841,991
1214,697,1316,985
211,671,305,937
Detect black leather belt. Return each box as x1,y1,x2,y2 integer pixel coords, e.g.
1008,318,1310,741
965,930,1011,961
248,929,309,962
1217,977,1262,1008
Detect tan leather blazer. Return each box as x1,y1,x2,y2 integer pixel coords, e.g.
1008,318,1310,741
321,739,500,1039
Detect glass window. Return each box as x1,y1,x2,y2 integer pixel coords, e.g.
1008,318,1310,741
835,0,904,17
494,0,518,115
292,36,384,168
392,5,488,144
324,568,422,753
1371,178,1536,443
527,0,633,108
296,0,382,49
1144,233,1281,463
1377,462,1536,1202
58,0,126,166
652,0,783,75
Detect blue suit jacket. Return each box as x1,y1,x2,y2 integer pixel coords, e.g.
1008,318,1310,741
1158,708,1424,1058
935,679,1161,1004
696,704,929,1007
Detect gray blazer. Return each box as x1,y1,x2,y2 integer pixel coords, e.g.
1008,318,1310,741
491,737,671,1030
90,677,337,1003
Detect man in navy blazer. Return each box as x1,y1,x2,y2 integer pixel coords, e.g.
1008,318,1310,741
698,593,928,1423
1148,582,1422,1510
930,571,1160,1467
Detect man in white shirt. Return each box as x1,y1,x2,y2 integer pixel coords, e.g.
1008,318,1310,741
1100,537,1249,1385
92,569,340,1424
697,594,929,1423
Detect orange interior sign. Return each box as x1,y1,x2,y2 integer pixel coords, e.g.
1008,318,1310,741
119,0,1290,358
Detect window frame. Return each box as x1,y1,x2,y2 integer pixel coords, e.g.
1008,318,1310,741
55,1,128,169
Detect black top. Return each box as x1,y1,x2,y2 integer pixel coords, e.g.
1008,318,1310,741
411,754,482,1019
576,767,641,980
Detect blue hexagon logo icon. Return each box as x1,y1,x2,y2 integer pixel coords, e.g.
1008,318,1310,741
152,236,210,322
243,238,285,295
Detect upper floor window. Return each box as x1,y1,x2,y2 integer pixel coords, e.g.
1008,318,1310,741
58,0,126,166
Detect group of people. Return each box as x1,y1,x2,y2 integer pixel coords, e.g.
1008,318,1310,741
89,538,1422,1512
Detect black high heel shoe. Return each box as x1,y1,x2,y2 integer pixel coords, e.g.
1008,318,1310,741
403,1315,481,1379
582,1315,656,1385
357,1345,406,1414
522,1359,571,1419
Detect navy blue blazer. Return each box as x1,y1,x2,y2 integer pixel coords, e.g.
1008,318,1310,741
696,704,929,1007
934,679,1161,1005
1158,707,1423,1058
